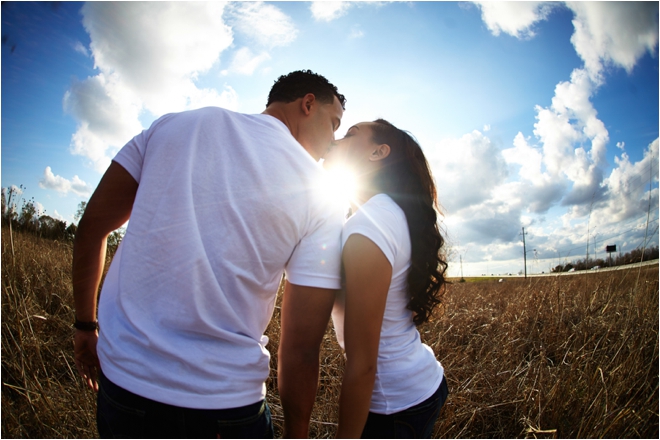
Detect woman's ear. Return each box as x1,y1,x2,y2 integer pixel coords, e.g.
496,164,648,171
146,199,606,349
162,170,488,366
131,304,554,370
369,144,391,161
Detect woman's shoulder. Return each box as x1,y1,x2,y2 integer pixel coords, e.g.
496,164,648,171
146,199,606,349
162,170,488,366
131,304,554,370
343,194,408,262
346,194,406,235
360,194,405,220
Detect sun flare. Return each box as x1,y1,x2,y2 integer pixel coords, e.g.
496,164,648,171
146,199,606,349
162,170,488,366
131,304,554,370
318,166,357,209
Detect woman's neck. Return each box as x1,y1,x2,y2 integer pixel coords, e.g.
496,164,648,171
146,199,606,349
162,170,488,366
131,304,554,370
352,168,384,209
352,187,380,210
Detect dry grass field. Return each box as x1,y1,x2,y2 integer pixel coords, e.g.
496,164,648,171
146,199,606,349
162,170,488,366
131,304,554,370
2,226,658,438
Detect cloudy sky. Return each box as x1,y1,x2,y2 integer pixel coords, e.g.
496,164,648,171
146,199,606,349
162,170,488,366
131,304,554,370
2,1,658,276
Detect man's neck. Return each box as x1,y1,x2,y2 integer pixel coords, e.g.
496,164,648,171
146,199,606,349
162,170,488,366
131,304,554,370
262,105,319,160
262,107,290,131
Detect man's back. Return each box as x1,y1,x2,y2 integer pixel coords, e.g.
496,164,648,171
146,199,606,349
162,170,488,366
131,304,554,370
96,106,343,409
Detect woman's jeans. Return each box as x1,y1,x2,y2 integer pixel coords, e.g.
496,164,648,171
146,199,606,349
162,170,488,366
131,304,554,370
361,376,449,439
97,371,274,439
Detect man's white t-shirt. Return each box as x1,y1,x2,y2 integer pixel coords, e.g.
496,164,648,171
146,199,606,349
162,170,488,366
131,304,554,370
332,194,444,414
97,107,344,409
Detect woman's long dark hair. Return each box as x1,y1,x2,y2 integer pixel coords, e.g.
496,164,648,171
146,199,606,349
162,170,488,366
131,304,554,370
370,119,448,325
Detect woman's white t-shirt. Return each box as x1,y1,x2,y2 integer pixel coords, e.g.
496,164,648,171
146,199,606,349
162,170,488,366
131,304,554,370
332,194,444,414
97,107,344,409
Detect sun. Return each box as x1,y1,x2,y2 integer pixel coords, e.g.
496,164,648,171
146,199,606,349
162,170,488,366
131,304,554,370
318,166,357,209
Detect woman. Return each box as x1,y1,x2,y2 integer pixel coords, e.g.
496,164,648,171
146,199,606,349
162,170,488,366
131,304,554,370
324,119,449,439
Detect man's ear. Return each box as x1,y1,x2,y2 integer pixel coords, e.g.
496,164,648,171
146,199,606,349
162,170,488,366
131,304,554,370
369,144,391,162
300,93,316,116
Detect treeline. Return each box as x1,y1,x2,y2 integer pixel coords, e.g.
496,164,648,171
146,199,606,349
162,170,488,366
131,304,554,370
1,187,123,249
552,246,659,272
1,187,77,241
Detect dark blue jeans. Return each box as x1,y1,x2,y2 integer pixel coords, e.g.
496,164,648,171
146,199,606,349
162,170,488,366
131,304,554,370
97,371,274,439
361,377,449,439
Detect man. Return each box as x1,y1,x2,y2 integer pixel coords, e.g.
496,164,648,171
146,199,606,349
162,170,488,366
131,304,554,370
73,70,346,438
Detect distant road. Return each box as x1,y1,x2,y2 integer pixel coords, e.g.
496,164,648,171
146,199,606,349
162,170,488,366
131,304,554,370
527,259,659,277
462,259,658,279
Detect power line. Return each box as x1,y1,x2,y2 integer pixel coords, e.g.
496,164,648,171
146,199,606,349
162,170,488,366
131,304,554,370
549,217,659,258
589,160,657,207
640,155,655,263
454,216,659,273
520,227,528,278
635,224,659,250
453,154,658,273
546,156,658,258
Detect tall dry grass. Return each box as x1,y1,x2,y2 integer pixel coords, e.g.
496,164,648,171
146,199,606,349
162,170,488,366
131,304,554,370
2,227,97,438
425,272,658,438
2,226,658,438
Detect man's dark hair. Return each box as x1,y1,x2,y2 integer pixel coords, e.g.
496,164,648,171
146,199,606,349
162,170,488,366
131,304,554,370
266,70,346,109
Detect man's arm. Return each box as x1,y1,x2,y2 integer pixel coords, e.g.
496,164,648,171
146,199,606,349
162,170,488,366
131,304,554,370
278,281,337,438
72,161,138,391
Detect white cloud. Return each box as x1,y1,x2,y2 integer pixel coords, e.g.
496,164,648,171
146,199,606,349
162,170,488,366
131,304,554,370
61,1,301,183
81,2,233,115
310,1,355,22
503,133,543,183
8,185,24,197
502,133,565,213
227,2,298,48
51,210,67,222
531,68,609,206
227,47,271,76
427,130,532,249
475,2,659,81
349,26,365,39
63,72,142,172
599,138,659,223
472,1,656,210
498,138,659,264
567,1,659,82
428,130,508,214
220,2,298,75
63,2,247,175
39,167,93,198
472,1,555,39
34,201,46,217
442,181,528,251
68,124,113,173
64,73,142,141
457,1,659,270
73,41,89,57
440,68,649,253
186,84,239,111
460,202,522,244
3,185,24,213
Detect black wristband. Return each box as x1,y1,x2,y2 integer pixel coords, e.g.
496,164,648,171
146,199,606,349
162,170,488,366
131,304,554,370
73,319,99,331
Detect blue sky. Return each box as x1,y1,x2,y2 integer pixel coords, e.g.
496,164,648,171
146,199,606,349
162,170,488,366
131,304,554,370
2,1,658,276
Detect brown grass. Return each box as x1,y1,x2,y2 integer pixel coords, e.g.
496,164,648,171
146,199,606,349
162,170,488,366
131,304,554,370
2,227,96,438
2,226,658,438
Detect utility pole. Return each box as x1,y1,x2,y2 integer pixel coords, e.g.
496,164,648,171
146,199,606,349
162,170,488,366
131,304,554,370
523,228,528,278
593,233,598,265
641,155,653,263
459,254,465,282
586,193,595,267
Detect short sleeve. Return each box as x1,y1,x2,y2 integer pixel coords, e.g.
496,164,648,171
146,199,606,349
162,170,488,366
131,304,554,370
112,113,175,183
112,129,148,184
284,204,344,289
341,196,403,267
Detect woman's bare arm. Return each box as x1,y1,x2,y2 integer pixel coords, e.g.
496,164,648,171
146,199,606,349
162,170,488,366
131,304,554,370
336,234,392,438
